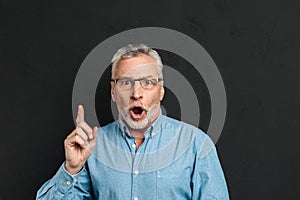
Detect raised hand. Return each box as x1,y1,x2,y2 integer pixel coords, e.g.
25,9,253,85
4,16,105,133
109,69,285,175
64,105,98,175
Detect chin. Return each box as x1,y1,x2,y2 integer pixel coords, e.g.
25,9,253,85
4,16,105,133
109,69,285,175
126,118,150,130
121,104,160,130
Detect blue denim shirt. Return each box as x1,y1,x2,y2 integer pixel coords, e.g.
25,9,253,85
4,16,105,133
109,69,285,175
37,114,229,200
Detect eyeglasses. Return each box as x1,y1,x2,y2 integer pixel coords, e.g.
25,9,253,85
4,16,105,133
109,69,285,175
111,77,163,90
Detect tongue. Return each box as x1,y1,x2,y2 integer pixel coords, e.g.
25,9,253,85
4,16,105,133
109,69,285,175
130,107,145,120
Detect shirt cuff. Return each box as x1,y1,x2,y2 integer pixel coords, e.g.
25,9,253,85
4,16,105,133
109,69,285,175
49,162,89,194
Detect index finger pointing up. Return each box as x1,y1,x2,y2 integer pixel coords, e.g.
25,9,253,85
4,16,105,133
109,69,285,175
76,105,85,125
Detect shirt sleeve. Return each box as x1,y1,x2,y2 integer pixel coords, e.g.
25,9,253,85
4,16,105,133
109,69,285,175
36,162,94,200
192,134,230,200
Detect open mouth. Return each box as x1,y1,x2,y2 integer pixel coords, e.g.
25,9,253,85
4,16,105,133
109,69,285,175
129,106,145,120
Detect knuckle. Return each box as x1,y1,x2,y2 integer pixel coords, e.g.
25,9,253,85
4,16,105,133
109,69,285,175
64,138,69,146
74,134,79,140
77,122,82,128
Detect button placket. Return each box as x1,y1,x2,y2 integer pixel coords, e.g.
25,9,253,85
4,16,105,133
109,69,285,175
131,143,136,149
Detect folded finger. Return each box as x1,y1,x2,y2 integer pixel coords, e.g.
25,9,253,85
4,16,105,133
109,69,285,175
78,122,93,140
92,126,98,139
66,131,86,149
76,127,89,141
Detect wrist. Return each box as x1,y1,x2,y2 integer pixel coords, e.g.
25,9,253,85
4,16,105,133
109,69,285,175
64,162,83,175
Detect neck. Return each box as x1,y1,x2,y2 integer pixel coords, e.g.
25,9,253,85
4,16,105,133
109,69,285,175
127,111,160,148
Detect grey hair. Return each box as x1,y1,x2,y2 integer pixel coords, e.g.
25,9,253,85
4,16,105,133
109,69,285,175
111,44,163,79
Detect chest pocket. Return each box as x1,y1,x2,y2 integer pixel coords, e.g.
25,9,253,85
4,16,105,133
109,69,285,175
156,162,193,200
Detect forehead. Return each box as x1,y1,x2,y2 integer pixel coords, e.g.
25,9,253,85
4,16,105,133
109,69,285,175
115,54,159,78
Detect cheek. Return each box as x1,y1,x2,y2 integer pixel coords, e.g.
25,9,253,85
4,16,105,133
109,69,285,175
114,92,131,105
147,90,162,104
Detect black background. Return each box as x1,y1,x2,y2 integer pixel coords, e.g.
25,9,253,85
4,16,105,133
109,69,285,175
1,0,300,199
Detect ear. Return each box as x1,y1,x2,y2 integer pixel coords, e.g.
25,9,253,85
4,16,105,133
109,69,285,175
110,81,116,102
159,84,165,101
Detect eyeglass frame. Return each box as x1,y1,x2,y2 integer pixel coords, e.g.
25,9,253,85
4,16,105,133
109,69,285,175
111,77,163,90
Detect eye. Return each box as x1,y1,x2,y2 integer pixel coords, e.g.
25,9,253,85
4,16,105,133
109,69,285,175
120,79,131,86
144,79,154,85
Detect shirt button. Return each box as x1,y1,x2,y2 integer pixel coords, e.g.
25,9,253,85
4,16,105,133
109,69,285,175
131,144,136,148
66,181,71,185
134,170,139,175
133,197,138,200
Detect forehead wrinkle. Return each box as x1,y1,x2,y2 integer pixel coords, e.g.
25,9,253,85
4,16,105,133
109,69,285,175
116,63,160,79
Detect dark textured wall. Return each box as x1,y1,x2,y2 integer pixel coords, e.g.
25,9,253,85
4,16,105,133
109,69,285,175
1,0,299,199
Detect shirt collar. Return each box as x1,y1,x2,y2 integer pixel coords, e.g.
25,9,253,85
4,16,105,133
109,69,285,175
118,109,163,138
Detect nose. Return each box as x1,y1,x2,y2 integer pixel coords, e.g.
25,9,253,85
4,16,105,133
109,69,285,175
131,81,143,100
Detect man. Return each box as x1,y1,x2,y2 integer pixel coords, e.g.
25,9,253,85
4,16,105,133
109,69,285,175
37,44,229,199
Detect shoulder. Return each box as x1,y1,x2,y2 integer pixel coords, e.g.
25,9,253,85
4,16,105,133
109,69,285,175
101,120,119,130
162,115,214,154
96,120,119,137
162,115,207,138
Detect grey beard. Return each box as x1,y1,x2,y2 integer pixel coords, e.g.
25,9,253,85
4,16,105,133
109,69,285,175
121,104,160,130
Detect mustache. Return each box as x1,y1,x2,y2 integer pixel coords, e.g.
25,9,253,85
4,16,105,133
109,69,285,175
122,103,148,112
120,102,161,112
